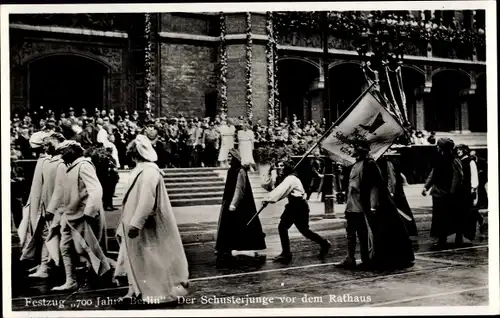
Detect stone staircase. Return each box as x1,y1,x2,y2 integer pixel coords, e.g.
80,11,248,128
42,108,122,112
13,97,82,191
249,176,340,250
114,167,267,207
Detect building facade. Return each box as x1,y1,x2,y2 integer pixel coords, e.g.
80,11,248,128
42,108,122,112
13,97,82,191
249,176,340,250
10,11,487,133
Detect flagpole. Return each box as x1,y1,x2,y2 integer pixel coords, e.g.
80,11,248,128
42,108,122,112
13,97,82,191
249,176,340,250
292,81,376,172
246,81,376,228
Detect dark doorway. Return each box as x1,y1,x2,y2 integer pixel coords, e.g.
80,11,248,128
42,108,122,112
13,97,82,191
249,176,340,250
427,71,470,132
329,63,366,121
277,59,318,124
205,91,217,120
28,54,109,114
469,75,487,132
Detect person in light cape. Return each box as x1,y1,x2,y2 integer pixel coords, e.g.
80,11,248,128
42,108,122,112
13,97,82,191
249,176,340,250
51,140,111,291
18,131,51,266
29,133,67,278
114,135,189,304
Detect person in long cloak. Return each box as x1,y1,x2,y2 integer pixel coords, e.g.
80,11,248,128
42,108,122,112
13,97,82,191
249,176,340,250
114,135,189,305
215,148,266,262
422,138,465,250
336,141,415,270
18,131,51,267
455,144,481,244
29,133,67,278
377,152,418,237
52,140,111,291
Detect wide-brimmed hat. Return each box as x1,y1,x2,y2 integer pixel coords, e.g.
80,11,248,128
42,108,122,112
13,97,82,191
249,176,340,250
29,131,50,148
56,140,84,151
134,134,158,162
229,148,241,162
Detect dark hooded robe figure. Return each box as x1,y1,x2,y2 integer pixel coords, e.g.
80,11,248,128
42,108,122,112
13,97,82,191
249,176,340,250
422,138,465,250
336,140,415,270
215,148,266,262
377,152,418,237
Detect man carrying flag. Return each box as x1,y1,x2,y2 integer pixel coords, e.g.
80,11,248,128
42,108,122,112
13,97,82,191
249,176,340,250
320,89,414,270
334,140,414,270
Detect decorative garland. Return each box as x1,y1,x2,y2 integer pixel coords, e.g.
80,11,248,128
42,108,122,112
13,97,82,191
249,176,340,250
144,13,154,110
265,11,275,126
273,11,485,56
245,12,253,121
273,17,281,125
218,12,228,117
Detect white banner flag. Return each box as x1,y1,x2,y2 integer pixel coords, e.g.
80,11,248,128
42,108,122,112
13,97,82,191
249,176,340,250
321,92,404,165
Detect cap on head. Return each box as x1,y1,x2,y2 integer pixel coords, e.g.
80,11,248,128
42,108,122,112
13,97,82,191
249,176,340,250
437,137,455,152
229,148,241,162
353,139,370,152
456,144,470,154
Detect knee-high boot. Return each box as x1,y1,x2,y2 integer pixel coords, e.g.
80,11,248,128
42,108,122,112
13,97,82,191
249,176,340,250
52,254,78,291
29,244,50,278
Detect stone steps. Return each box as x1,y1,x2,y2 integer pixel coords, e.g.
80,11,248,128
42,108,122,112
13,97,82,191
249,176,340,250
169,191,225,200
164,181,227,189
164,176,224,183
167,186,224,195
114,167,267,207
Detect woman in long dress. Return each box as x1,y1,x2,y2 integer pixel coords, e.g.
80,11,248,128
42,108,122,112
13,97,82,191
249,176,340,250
217,119,236,167
114,135,189,305
237,122,256,170
422,138,464,250
215,148,266,263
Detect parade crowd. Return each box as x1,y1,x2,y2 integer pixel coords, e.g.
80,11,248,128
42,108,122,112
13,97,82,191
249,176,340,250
11,107,436,168
11,106,488,308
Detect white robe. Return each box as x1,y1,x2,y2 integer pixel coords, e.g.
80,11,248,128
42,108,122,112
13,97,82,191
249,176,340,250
237,129,255,166
18,155,50,261
114,162,189,302
217,125,235,162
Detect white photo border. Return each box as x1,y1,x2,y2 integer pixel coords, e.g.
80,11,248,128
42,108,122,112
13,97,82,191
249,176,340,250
1,1,498,316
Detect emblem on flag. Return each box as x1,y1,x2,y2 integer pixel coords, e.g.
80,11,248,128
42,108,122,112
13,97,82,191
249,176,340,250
321,90,404,165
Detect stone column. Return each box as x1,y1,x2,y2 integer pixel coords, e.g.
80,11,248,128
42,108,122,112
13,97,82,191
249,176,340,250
415,88,426,131
456,88,472,133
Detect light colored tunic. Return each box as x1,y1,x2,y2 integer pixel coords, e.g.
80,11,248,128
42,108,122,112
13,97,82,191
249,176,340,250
114,162,189,303
218,125,235,162
237,129,255,166
265,175,305,203
58,157,110,276
18,155,50,261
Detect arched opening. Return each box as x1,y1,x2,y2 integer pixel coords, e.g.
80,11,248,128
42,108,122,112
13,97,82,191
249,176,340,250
427,70,470,132
469,74,487,132
328,63,366,122
401,67,425,128
28,54,110,114
277,59,319,124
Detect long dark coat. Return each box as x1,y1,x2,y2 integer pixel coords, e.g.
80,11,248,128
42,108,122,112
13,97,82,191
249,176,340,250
359,158,415,268
377,157,418,237
425,156,465,239
215,162,266,252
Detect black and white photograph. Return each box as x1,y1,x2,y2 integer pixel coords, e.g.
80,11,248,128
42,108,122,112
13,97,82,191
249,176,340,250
1,1,498,316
